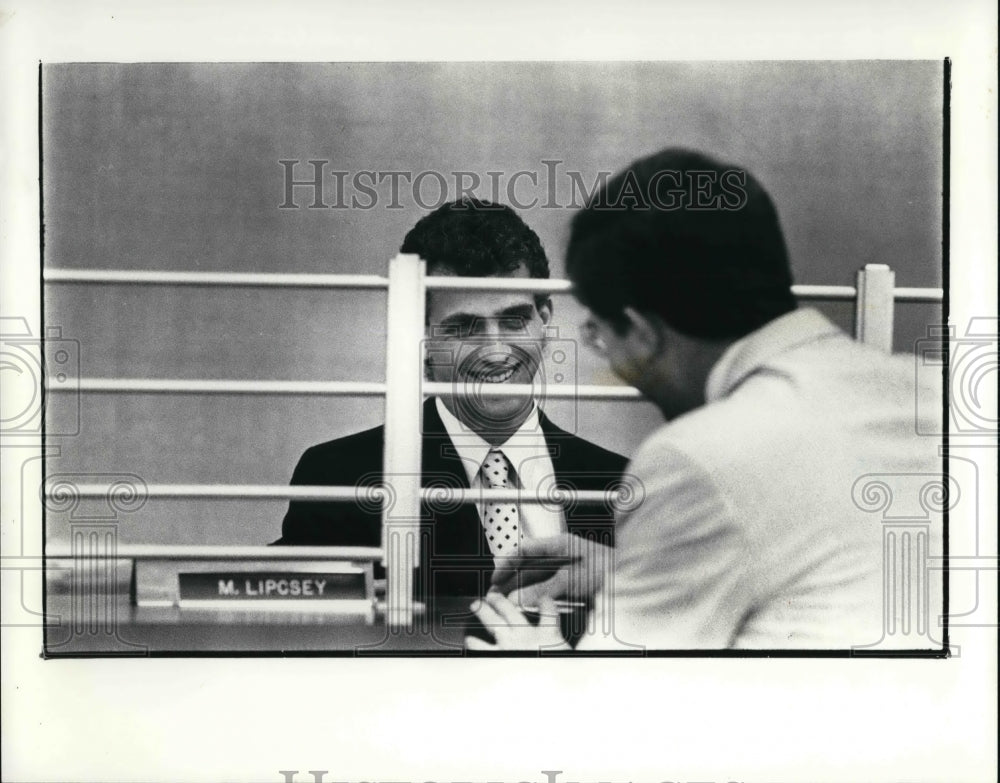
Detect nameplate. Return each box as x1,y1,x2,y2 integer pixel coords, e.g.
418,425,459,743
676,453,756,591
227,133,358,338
134,558,375,618
179,572,365,601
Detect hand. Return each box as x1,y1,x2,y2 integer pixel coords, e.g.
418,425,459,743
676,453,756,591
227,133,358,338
464,591,571,652
491,533,613,607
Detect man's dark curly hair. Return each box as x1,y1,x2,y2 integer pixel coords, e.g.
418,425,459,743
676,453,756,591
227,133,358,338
400,197,550,281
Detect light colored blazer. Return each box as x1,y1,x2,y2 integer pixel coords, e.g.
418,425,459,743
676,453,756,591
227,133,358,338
580,308,944,650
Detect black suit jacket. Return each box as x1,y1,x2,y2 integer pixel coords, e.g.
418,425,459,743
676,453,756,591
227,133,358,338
276,398,627,600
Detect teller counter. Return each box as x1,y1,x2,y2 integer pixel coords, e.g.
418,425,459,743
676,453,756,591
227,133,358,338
42,550,492,656
44,592,480,655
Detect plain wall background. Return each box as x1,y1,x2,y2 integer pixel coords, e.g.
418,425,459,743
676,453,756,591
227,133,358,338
42,61,944,544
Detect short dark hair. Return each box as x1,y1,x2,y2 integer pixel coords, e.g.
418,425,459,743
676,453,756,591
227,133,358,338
566,148,796,340
401,197,550,281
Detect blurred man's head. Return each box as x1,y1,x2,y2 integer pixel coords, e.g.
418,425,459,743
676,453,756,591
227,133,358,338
401,198,552,442
566,148,796,419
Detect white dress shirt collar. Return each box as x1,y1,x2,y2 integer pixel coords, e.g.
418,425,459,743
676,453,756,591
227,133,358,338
434,396,565,539
434,397,545,485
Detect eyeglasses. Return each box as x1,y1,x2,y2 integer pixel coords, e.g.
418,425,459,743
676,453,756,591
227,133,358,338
580,319,608,355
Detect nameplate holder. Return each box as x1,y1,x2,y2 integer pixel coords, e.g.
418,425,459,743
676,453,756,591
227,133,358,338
134,558,375,620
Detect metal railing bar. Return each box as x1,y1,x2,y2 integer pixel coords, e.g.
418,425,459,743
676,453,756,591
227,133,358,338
894,287,944,302
421,381,644,399
791,284,857,300
45,544,383,561
45,379,645,400
43,268,943,302
47,379,388,395
425,277,574,293
856,264,896,353
43,483,626,505
45,484,368,501
43,269,389,289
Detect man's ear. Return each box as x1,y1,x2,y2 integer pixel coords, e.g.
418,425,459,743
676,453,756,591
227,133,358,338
622,306,665,355
536,296,553,325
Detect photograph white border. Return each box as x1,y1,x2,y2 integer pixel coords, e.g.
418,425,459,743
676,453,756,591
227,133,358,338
2,2,996,782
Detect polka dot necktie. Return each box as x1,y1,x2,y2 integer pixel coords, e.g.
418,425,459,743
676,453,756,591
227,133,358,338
480,449,520,556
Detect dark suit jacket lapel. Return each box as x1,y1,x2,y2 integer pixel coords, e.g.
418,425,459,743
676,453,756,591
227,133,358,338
538,409,617,545
424,401,618,546
420,399,491,560
417,401,618,598
414,399,493,598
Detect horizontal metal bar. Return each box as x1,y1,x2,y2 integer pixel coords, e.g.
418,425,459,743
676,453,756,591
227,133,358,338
425,277,574,293
45,268,941,302
43,269,389,289
46,484,370,500
894,287,944,303
46,544,383,561
420,487,622,504
791,284,857,300
422,381,644,400
43,483,624,505
47,378,388,396
46,379,645,400
791,284,944,302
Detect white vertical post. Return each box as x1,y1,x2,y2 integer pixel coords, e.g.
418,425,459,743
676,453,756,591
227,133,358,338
382,253,426,628
855,263,896,353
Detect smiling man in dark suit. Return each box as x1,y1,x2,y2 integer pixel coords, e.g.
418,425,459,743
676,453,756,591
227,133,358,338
276,198,627,603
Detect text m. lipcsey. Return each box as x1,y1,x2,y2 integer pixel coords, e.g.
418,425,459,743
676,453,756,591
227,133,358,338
217,578,329,597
